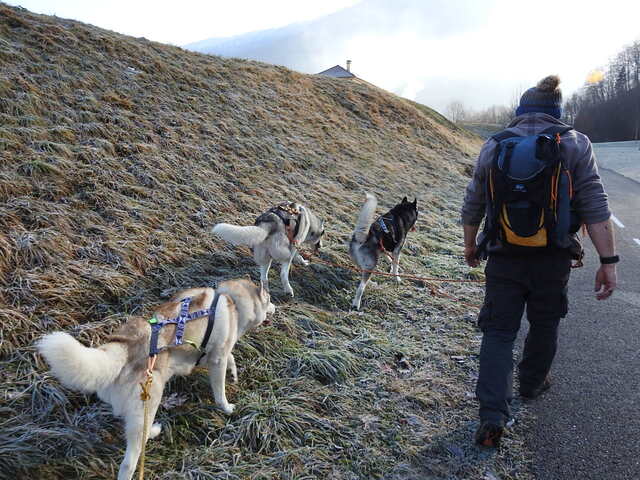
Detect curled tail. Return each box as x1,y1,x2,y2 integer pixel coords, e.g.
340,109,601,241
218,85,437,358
352,193,377,243
293,205,310,244
37,332,127,393
212,223,268,247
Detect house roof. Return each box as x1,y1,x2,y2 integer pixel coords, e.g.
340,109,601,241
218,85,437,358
317,65,355,78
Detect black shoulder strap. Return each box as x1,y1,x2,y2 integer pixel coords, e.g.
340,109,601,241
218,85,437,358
197,294,220,365
491,129,520,143
539,125,573,136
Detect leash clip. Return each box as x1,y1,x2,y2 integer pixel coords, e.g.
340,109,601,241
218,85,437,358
145,355,157,379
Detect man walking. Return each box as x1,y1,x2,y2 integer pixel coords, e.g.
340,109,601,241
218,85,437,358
461,75,618,447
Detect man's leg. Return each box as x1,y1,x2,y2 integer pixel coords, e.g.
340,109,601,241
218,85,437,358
519,252,571,395
518,317,560,395
476,256,527,426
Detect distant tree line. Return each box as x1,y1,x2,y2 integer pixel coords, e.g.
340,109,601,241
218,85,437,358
565,41,640,142
445,88,522,127
445,101,515,126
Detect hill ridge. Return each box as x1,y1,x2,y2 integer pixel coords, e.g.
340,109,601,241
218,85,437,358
0,4,535,480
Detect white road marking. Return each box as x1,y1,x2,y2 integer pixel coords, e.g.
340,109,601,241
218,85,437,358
634,238,640,247
611,215,625,228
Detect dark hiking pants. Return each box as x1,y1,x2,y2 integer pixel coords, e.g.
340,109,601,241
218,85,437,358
476,250,572,425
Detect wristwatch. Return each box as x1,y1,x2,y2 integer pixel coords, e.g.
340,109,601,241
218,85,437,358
599,255,619,264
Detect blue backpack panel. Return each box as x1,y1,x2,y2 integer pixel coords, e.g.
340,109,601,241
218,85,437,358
481,125,574,253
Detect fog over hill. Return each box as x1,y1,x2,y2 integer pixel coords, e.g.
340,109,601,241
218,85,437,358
186,0,640,115
185,0,490,112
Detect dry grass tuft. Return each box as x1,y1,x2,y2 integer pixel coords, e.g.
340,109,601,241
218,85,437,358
286,348,360,384
0,4,535,479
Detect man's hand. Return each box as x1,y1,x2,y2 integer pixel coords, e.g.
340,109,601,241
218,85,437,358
594,264,617,300
586,219,617,300
464,245,480,267
463,224,481,267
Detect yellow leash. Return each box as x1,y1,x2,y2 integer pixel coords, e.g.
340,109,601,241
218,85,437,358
137,355,157,480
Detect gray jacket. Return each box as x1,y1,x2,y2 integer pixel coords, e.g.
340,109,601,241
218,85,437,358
461,113,611,237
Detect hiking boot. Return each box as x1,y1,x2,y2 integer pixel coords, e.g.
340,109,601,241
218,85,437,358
519,376,551,400
474,420,504,448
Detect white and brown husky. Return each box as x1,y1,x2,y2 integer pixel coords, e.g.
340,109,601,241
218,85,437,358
37,278,275,480
212,202,324,297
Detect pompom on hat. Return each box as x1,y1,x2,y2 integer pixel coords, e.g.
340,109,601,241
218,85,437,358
515,75,563,119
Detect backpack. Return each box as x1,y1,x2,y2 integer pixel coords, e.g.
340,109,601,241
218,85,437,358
478,125,579,256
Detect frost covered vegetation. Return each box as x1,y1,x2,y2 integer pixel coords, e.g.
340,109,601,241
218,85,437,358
1,4,533,479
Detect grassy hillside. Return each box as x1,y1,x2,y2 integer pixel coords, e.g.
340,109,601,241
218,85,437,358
0,5,533,479
459,122,504,140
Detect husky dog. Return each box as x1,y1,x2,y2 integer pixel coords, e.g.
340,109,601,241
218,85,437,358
212,202,325,297
349,193,418,310
37,279,275,480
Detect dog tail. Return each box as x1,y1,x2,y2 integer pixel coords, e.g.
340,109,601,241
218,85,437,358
37,332,128,393
352,192,377,243
212,223,268,247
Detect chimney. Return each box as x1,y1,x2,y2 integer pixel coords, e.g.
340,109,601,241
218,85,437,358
346,60,352,72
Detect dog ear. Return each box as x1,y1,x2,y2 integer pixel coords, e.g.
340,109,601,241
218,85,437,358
402,196,408,203
413,198,417,206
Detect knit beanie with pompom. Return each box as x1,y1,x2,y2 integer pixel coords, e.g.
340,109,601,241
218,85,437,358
515,75,562,119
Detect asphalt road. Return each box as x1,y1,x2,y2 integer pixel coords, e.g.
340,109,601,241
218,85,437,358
522,167,640,479
593,141,640,183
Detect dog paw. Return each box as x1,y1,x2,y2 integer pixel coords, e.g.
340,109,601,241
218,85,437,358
295,256,309,266
284,286,294,297
149,423,162,439
221,403,235,415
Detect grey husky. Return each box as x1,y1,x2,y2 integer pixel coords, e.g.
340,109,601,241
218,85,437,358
212,202,324,297
37,279,275,480
349,193,418,310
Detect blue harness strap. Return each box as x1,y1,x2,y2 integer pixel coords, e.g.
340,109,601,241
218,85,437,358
148,321,163,357
173,296,192,347
148,296,216,358
377,216,398,244
378,216,390,234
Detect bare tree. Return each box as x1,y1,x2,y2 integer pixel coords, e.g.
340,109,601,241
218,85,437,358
466,104,513,126
445,100,467,123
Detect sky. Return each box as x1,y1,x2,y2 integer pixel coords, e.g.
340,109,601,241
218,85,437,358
7,0,640,113
5,0,361,44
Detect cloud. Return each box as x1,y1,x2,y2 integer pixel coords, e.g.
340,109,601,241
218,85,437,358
187,0,640,114
186,0,494,83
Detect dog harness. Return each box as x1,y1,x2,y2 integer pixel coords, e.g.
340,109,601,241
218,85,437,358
147,295,219,365
256,203,301,242
377,216,398,245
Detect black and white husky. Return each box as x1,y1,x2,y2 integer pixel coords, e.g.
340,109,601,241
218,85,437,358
212,202,324,297
349,193,418,310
